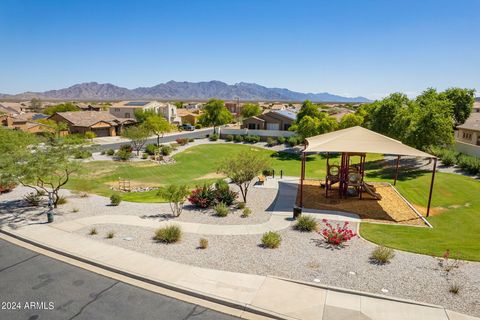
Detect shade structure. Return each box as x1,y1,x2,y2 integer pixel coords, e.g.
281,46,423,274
304,126,434,158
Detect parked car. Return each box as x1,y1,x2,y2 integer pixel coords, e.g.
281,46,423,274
181,124,195,131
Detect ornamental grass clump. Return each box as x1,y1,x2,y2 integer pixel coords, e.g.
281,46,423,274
214,202,229,217
294,215,318,232
199,238,209,249
370,246,395,265
319,219,356,246
154,225,182,243
241,207,251,218
261,231,281,249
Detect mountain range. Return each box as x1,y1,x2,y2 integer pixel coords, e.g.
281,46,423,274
0,81,371,102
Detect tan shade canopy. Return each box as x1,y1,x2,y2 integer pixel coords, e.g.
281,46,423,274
304,126,434,158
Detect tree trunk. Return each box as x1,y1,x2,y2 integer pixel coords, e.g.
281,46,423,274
157,135,160,147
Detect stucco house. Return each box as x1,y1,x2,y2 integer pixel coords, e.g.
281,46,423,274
109,101,180,123
177,109,200,125
456,103,480,146
242,110,296,131
1,114,54,134
49,111,136,137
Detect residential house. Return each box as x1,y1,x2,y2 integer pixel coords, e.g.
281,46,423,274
0,102,24,115
0,114,53,134
225,101,242,115
177,109,200,125
454,102,480,157
109,101,180,123
242,110,296,131
49,111,136,137
76,103,102,111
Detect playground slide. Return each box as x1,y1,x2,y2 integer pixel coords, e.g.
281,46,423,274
362,182,382,200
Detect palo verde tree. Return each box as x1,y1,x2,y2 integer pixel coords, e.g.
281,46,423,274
122,125,151,156
339,113,364,129
240,103,262,118
218,150,270,203
157,184,190,217
199,99,233,134
144,114,173,146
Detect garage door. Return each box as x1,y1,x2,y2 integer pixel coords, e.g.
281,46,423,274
94,128,110,137
266,123,280,130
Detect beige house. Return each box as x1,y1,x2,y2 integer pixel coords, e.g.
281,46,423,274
0,114,54,134
456,103,480,146
49,111,136,137
109,101,180,123
242,110,296,131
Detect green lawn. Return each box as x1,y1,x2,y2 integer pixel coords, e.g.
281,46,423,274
68,143,480,260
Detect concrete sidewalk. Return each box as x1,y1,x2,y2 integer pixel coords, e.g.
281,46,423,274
2,225,477,320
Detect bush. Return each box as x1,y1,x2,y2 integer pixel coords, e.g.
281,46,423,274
262,168,274,177
261,231,281,249
57,196,68,205
119,144,133,153
100,150,106,155
84,131,96,140
294,215,318,232
214,180,238,206
188,184,216,208
449,282,462,295
176,138,189,146
233,135,244,143
266,137,277,147
199,238,208,249
116,148,132,161
209,133,219,141
24,192,41,206
225,135,234,142
287,135,302,147
214,202,229,217
110,194,122,206
0,181,16,193
71,207,79,213
188,138,194,142
370,246,395,265
320,219,356,246
241,207,251,218
145,144,158,155
160,145,172,156
457,154,480,175
244,135,260,143
236,202,246,209
73,149,92,159
89,227,97,235
141,153,148,159
440,150,458,167
106,149,115,156
277,136,286,144
106,231,115,239
154,225,182,243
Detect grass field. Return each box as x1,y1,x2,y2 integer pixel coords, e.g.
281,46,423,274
67,143,480,260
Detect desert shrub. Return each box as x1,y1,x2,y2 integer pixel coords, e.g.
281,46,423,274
261,231,281,249
266,137,277,147
188,138,194,142
287,135,302,147
106,231,115,239
241,207,251,218
89,227,97,235
225,135,234,142
195,123,202,129
116,148,132,161
214,180,238,206
176,138,189,146
160,145,172,156
72,149,92,159
236,202,246,209
199,238,209,249
57,196,68,205
370,246,395,265
0,181,16,193
440,151,457,166
100,150,106,155
244,135,260,143
141,153,148,159
119,144,133,153
209,133,219,141
294,215,318,232
449,282,461,294
84,131,96,140
154,225,182,243
233,135,244,142
71,207,79,213
262,168,274,176
457,154,480,175
320,219,356,246
188,184,216,208
24,192,41,206
110,194,122,206
106,149,115,156
277,136,286,144
145,144,158,155
214,202,229,217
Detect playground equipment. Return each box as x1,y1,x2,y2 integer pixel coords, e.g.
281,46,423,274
325,152,381,200
118,178,131,192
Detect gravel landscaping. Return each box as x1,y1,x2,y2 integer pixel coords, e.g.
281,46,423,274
76,221,480,317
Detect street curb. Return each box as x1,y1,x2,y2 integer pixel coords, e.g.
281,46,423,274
0,228,285,320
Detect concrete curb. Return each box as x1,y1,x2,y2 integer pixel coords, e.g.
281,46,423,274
0,228,285,320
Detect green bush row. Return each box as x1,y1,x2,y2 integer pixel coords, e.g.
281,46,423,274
427,146,480,175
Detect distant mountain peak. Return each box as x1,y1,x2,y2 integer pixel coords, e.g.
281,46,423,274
0,81,371,102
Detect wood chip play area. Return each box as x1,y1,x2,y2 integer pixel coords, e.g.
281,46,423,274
296,180,427,226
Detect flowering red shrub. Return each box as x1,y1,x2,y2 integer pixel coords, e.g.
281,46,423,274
188,184,216,208
176,138,189,146
319,219,356,246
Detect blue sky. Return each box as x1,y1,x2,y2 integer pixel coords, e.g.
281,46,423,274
0,0,479,99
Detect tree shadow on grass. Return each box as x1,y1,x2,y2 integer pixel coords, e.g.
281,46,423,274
270,152,317,162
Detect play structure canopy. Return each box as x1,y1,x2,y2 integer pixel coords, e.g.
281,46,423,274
304,126,434,158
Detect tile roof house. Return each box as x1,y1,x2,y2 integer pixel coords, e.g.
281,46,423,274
109,101,180,124
0,114,54,134
177,108,200,125
242,110,296,131
49,111,136,137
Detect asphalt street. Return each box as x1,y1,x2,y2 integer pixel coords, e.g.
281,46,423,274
0,239,240,320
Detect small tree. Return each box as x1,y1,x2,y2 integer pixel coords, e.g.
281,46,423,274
199,99,233,134
144,114,173,146
84,131,96,141
241,103,262,118
218,151,269,203
157,185,190,217
122,125,151,156
30,98,42,112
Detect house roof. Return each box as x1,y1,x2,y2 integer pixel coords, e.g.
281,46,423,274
304,126,433,158
457,113,480,131
111,101,156,108
272,110,297,121
0,103,22,115
51,111,135,127
177,109,198,117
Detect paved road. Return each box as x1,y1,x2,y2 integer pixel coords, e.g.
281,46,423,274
93,128,214,151
0,239,239,320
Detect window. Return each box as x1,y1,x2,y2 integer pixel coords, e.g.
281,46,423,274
266,123,280,130
284,124,291,131
115,108,120,112
125,113,131,118
248,123,257,130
